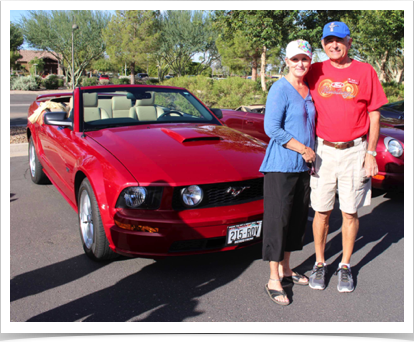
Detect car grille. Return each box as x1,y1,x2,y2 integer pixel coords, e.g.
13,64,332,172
172,177,263,210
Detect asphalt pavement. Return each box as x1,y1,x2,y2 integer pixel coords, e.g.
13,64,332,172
7,91,407,325
9,154,405,323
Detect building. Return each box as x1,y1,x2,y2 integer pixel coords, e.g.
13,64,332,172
15,50,64,75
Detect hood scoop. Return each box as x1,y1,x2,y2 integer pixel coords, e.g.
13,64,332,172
161,128,221,144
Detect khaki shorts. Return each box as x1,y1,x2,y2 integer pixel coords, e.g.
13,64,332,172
310,137,371,214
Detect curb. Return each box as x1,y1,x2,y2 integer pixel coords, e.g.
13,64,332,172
11,143,28,158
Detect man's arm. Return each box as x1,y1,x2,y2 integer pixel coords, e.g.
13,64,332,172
364,110,380,177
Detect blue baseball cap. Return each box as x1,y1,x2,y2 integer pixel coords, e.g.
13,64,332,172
321,21,351,40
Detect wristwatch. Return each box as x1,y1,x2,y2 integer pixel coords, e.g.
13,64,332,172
366,150,377,157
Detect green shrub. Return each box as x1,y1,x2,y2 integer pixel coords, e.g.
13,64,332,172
11,76,39,90
99,79,110,85
82,77,98,87
42,75,60,89
382,81,404,102
112,77,130,85
57,79,64,88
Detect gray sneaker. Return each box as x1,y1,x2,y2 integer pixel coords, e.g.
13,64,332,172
335,265,354,293
309,262,326,290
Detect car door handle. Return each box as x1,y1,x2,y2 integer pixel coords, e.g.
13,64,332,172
245,120,254,125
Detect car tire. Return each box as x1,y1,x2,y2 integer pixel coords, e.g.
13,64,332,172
78,178,118,261
28,136,49,184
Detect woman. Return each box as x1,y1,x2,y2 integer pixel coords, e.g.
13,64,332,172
260,40,316,306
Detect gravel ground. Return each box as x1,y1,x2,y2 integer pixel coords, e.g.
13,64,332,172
10,126,28,144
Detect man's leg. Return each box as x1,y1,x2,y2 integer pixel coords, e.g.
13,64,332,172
341,211,359,264
335,211,359,293
309,210,331,290
313,210,332,263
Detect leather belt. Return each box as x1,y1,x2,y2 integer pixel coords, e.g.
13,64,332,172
322,135,366,150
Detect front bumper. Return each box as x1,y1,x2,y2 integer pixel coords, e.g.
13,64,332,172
109,200,264,258
372,171,404,191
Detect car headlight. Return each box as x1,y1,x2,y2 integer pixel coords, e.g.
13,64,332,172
116,187,163,209
181,185,203,207
384,137,403,158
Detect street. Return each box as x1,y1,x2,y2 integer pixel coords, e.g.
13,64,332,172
10,153,404,323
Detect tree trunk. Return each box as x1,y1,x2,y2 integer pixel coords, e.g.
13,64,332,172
379,51,389,82
397,66,404,84
251,58,258,81
261,46,267,91
130,62,135,85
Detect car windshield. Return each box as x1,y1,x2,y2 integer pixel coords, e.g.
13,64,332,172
81,86,219,131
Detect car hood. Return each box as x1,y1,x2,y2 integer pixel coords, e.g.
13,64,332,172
380,124,404,143
86,124,266,186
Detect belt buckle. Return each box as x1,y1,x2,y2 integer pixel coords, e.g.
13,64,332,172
334,143,341,149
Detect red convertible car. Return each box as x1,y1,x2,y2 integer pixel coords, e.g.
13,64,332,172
27,85,266,260
221,104,404,191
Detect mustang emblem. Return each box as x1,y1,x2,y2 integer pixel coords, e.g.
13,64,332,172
226,186,250,197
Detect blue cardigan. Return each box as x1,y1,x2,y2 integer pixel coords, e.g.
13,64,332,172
259,77,316,173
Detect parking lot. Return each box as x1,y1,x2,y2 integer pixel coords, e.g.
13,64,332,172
9,152,406,324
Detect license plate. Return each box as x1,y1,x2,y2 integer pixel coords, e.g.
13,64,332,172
226,221,262,246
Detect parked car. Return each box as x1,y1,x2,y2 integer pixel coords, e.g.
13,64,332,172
379,100,404,120
165,75,174,79
99,74,110,81
220,104,404,191
98,74,110,85
135,73,149,80
26,85,266,260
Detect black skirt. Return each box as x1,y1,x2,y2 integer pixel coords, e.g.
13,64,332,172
262,171,311,262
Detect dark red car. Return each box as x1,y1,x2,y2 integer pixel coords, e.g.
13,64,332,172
99,74,110,81
221,105,404,191
26,85,266,260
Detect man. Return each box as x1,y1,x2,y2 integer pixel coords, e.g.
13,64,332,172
305,22,388,292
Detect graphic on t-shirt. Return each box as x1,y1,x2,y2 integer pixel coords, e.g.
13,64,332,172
318,79,359,100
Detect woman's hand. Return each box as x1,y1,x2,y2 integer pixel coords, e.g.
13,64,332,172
301,146,316,163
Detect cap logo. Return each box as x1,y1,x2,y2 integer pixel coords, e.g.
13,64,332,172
329,23,338,32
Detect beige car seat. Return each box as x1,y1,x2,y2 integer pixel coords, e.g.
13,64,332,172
83,93,110,122
132,93,163,121
112,96,137,120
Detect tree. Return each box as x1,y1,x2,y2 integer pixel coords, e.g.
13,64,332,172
28,57,45,76
92,58,115,74
215,10,299,90
158,11,220,77
10,23,24,51
216,31,262,77
19,10,110,87
10,23,24,72
103,10,160,84
350,10,404,82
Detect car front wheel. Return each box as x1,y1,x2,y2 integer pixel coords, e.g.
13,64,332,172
78,178,118,261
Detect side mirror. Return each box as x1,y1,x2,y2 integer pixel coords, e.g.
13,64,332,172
44,111,72,128
210,108,223,119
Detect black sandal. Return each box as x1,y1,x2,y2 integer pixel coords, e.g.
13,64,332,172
265,280,290,306
283,272,309,286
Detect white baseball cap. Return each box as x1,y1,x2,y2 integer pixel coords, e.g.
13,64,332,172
285,40,312,59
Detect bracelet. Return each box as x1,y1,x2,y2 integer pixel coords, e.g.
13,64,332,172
301,146,307,155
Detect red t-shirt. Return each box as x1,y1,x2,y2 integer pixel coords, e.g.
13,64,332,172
306,59,388,142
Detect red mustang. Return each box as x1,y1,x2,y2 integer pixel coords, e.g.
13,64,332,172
221,104,404,191
27,85,266,260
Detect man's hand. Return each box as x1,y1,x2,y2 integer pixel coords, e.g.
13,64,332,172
364,153,378,177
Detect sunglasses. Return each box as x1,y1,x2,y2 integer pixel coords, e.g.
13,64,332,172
306,162,315,176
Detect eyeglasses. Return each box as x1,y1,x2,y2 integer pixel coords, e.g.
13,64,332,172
306,162,315,176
